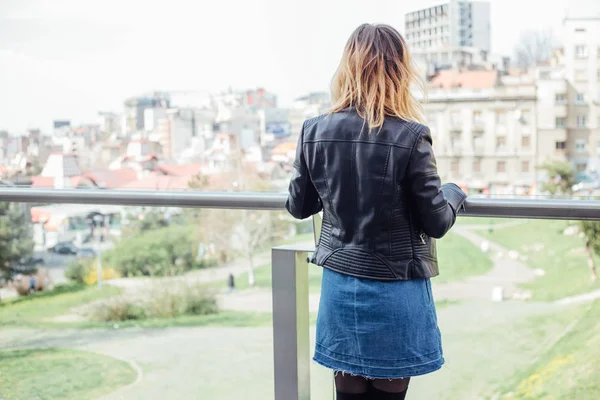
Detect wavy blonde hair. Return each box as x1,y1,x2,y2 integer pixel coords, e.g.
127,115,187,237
330,23,425,129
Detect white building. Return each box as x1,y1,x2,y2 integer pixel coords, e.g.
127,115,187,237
561,15,600,173
288,92,331,139
423,70,537,195
404,0,491,69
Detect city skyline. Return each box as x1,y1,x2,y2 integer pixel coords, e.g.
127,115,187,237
1,0,598,133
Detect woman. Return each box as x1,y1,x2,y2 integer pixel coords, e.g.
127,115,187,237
285,23,466,399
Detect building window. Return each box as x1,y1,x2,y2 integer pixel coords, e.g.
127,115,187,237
575,93,585,104
555,117,566,128
576,163,587,173
556,141,567,150
577,115,587,128
575,45,588,58
450,159,460,174
521,136,531,148
496,136,506,149
522,161,530,172
540,71,551,79
495,110,506,125
575,69,587,82
520,109,531,124
575,28,586,32
576,138,587,153
497,161,506,173
473,111,483,124
473,159,481,173
555,93,567,104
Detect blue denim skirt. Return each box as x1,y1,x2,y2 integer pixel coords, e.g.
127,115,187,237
313,267,444,379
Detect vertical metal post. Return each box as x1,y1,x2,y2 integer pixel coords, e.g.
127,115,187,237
312,214,336,399
272,246,311,400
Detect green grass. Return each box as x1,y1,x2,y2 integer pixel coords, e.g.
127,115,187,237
0,348,136,400
0,284,121,328
497,300,600,399
456,216,510,226
479,220,600,301
436,232,494,283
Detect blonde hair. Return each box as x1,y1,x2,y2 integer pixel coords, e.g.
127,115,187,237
330,23,425,129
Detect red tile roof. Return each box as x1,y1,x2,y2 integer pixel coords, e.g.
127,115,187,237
158,163,205,177
117,174,193,191
84,168,138,189
430,70,499,89
30,175,93,188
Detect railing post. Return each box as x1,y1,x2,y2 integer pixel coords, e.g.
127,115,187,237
272,245,311,400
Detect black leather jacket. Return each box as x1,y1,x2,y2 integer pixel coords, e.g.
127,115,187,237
285,108,467,281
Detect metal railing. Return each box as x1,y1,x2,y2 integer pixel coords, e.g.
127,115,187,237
1,187,600,400
2,187,600,220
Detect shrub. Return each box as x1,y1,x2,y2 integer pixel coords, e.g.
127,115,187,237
66,259,120,285
145,282,218,318
104,225,198,277
65,259,90,284
87,296,146,322
12,269,52,296
86,282,218,322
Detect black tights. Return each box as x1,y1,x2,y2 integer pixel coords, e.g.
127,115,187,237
335,373,410,399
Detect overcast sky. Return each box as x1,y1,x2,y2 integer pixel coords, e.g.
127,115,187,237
0,0,598,133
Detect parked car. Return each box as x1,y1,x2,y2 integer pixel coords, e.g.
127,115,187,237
572,173,600,193
77,247,96,259
49,242,78,255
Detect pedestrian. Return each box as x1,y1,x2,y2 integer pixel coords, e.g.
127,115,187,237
227,273,236,293
29,275,36,294
285,24,467,399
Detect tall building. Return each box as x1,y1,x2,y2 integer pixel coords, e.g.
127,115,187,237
123,92,171,134
404,0,491,69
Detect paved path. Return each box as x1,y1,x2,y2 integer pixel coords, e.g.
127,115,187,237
432,225,537,301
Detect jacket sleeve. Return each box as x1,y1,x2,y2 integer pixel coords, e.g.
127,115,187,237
406,127,467,238
285,122,323,220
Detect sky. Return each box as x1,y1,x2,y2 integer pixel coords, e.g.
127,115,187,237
0,0,598,133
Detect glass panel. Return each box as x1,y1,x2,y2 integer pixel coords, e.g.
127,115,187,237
426,217,600,399
0,203,317,399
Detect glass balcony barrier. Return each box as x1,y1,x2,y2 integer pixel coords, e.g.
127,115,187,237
1,188,600,399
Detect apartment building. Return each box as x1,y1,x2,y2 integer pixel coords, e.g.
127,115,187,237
423,70,537,194
562,16,600,172
404,0,491,68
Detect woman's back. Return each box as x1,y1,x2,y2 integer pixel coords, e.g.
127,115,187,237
287,107,465,280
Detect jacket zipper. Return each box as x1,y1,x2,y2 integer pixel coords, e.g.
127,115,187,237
419,231,427,245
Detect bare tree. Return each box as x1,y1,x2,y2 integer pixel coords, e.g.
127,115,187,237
514,28,555,69
189,153,274,286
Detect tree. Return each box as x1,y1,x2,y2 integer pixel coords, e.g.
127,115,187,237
514,29,555,69
539,161,575,196
578,222,599,281
122,208,171,237
539,161,597,281
0,202,35,285
189,153,275,287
